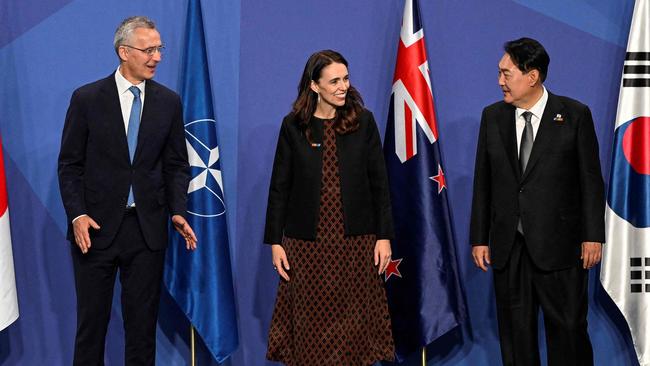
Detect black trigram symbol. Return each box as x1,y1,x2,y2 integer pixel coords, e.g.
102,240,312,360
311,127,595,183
630,257,650,293
623,52,650,88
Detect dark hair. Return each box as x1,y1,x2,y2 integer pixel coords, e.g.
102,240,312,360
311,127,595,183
503,37,550,82
292,50,363,143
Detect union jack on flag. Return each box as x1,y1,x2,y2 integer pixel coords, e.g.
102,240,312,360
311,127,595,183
391,0,438,163
383,0,467,360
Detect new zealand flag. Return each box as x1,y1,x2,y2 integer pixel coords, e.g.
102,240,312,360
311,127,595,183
383,0,467,360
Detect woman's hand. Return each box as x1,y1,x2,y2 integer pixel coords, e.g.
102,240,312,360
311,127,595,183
271,244,291,281
374,239,392,275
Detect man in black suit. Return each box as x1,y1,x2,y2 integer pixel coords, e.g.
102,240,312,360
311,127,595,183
58,16,197,365
470,38,605,366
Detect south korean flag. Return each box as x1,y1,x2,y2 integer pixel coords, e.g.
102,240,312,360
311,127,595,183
601,1,650,365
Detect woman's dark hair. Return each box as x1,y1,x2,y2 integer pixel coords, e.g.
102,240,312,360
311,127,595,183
292,50,364,143
504,37,550,82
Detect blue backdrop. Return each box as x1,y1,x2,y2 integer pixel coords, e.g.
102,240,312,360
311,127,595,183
0,0,639,365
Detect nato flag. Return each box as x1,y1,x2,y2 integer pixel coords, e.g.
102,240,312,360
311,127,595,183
164,0,239,362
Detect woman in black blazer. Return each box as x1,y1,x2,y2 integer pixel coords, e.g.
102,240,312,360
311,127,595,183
264,50,395,365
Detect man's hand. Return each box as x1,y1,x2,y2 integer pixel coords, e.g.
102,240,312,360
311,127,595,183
271,244,290,281
73,215,100,254
581,242,602,269
472,245,491,272
172,215,197,250
374,239,392,275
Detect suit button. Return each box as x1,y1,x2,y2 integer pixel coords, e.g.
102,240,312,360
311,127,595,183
519,187,524,193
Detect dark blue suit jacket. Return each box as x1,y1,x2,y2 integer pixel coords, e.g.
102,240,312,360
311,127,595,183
58,74,189,250
469,92,605,271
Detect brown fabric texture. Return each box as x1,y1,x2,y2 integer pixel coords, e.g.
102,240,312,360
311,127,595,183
267,120,395,366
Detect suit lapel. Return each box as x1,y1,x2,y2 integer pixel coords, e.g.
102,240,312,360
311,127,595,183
521,92,564,181
134,81,159,163
310,117,324,145
99,75,131,164
496,103,520,178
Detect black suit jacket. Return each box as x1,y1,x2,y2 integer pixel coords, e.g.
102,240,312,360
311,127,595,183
58,74,189,250
469,92,605,271
264,109,394,244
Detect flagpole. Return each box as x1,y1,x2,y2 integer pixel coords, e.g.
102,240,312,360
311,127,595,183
190,325,196,366
384,0,468,361
421,347,426,366
166,0,239,362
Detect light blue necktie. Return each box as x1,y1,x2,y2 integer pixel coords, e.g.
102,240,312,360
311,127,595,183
126,86,141,206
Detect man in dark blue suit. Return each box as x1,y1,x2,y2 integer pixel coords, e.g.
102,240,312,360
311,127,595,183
58,16,197,365
470,38,605,366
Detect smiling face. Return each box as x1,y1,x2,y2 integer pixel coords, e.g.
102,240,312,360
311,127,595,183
118,27,162,84
310,62,350,116
498,53,540,109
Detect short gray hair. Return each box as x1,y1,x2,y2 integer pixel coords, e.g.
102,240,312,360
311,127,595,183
113,16,156,56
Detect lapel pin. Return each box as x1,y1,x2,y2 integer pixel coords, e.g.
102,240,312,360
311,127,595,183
553,114,564,123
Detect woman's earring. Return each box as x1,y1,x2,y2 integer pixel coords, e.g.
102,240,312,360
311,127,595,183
317,93,321,104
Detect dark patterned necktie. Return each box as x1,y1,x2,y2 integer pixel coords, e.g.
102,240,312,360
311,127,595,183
519,111,533,175
517,111,533,234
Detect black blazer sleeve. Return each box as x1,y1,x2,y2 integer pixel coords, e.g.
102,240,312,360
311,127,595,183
264,116,293,244
576,105,605,243
162,94,189,217
469,107,491,246
58,89,89,223
365,112,394,240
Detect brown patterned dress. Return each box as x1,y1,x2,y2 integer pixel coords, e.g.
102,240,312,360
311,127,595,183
267,119,395,365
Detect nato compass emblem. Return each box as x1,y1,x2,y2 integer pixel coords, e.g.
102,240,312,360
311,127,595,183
185,119,226,217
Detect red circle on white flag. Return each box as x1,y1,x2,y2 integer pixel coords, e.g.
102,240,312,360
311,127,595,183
0,137,8,216
623,116,650,176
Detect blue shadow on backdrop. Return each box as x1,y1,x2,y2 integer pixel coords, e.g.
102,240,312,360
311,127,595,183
0,0,640,365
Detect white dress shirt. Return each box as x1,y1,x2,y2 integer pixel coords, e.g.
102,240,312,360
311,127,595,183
72,68,146,222
115,67,146,133
515,86,548,156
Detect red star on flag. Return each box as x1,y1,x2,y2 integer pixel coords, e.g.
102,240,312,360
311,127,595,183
385,258,403,281
429,164,446,194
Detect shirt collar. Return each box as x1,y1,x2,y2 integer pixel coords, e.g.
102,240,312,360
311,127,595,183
516,86,547,120
115,67,146,96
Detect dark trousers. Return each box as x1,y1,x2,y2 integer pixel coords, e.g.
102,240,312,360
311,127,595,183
71,210,165,366
493,233,593,366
